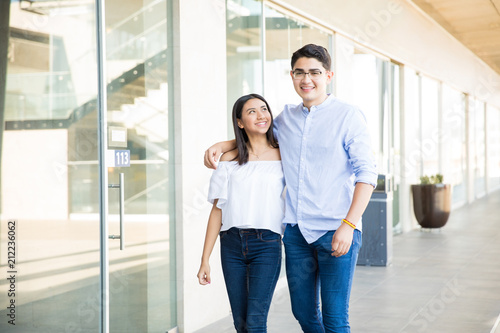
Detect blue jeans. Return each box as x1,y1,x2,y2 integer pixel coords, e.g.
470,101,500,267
283,224,362,333
220,227,282,333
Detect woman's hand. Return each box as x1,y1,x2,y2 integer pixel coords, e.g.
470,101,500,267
197,262,211,285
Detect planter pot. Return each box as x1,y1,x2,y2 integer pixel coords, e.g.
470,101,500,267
411,184,451,229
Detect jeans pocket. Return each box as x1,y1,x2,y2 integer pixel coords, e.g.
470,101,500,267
259,230,281,242
353,229,362,249
219,230,228,239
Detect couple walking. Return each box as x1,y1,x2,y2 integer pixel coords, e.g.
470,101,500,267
197,44,377,333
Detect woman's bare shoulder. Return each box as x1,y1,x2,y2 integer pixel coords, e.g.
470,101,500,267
220,148,238,162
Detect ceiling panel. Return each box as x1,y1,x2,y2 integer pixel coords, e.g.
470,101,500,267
411,0,500,74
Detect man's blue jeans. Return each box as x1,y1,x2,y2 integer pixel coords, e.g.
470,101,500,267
220,227,282,333
283,224,362,333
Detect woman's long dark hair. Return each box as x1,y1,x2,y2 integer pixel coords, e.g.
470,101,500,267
231,93,278,165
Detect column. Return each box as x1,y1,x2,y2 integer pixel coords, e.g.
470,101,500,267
0,0,11,214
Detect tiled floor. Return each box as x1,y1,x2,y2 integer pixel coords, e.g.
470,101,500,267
196,190,500,333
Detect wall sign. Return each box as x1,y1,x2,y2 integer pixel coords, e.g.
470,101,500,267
108,126,128,148
107,149,131,167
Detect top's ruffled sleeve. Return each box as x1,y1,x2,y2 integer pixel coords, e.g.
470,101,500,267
207,162,228,209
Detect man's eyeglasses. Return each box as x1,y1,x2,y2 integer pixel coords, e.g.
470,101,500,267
292,70,323,80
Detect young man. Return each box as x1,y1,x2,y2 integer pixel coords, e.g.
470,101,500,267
204,44,377,333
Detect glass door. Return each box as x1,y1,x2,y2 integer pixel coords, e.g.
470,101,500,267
1,2,101,332
100,0,176,332
1,1,176,332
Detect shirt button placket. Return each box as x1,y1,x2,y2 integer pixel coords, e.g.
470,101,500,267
297,112,310,225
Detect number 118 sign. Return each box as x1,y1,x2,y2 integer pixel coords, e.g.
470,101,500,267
107,149,131,167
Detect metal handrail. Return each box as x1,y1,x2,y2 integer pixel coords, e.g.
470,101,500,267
107,0,164,32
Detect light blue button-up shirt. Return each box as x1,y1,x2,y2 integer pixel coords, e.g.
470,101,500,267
274,94,378,244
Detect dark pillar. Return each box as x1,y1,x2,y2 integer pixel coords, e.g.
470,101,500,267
0,0,11,214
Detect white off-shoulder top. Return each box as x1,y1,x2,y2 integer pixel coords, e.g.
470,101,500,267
208,160,286,235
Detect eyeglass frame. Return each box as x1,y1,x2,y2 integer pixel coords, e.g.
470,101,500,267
291,69,325,80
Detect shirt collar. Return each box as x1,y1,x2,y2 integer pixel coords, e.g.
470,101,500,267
300,94,335,114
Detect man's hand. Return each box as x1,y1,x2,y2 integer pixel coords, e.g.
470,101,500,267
204,145,222,169
330,182,373,257
331,223,354,257
204,140,237,169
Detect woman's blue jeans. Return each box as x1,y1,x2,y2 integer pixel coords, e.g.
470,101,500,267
220,227,282,333
283,224,362,333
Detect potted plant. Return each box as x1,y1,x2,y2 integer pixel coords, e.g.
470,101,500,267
411,174,451,229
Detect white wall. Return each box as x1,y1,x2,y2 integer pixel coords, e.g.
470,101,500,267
1,129,68,220
172,0,230,332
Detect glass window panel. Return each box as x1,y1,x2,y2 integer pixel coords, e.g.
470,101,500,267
227,0,263,137
263,5,331,114
1,1,176,332
442,84,466,204
403,67,421,183
2,3,100,331
104,0,176,331
6,8,95,122
420,75,439,177
391,63,402,230
471,99,486,197
487,106,500,191
340,46,389,173
469,98,475,188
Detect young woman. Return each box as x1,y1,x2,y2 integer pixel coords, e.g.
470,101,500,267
197,94,285,333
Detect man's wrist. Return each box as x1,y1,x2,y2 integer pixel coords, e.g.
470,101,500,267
342,218,357,230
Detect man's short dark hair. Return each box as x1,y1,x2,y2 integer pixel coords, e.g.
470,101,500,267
291,44,331,71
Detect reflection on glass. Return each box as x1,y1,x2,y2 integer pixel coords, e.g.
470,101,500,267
343,48,389,173
442,84,466,205
473,99,486,197
227,0,263,137
420,75,439,177
487,106,500,191
263,5,331,113
1,0,176,332
1,2,100,332
391,63,401,231
226,1,332,121
104,0,176,332
403,67,421,183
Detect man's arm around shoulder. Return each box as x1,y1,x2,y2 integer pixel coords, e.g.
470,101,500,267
204,140,236,169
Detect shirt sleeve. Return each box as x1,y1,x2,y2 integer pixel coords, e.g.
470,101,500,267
344,108,378,188
273,112,281,139
207,162,228,209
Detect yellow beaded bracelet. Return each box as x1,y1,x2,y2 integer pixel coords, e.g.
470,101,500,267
342,218,356,229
